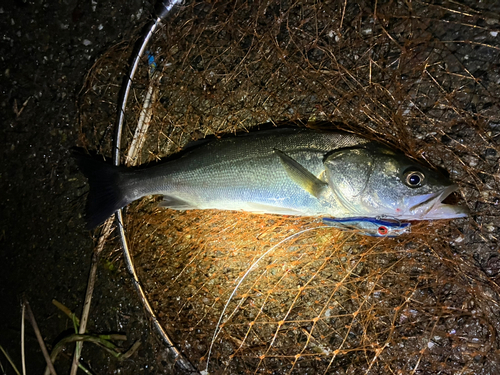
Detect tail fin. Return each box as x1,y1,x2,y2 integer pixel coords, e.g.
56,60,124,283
73,149,131,229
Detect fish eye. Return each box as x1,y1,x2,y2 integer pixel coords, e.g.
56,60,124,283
378,226,388,236
404,171,425,187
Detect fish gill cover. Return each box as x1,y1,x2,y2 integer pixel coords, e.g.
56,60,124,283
77,1,500,374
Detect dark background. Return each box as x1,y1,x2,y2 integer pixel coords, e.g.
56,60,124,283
1,0,178,373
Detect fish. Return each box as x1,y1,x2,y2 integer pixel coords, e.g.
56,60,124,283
74,127,468,230
322,217,411,237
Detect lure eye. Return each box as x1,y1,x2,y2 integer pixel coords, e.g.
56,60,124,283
404,171,425,187
378,226,388,236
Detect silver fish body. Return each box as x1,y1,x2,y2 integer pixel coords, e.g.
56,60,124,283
75,128,468,229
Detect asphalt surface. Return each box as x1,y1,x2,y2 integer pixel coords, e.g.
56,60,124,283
1,0,180,373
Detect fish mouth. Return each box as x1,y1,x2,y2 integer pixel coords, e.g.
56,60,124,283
408,184,469,220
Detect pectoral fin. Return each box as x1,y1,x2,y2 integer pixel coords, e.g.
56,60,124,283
274,149,327,198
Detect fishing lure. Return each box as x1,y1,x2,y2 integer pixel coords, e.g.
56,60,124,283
322,217,411,237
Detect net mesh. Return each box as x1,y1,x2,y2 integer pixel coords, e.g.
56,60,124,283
79,1,500,373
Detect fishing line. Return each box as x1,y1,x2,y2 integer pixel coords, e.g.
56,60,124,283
203,225,326,374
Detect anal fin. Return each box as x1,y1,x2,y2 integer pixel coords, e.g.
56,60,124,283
159,196,199,211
